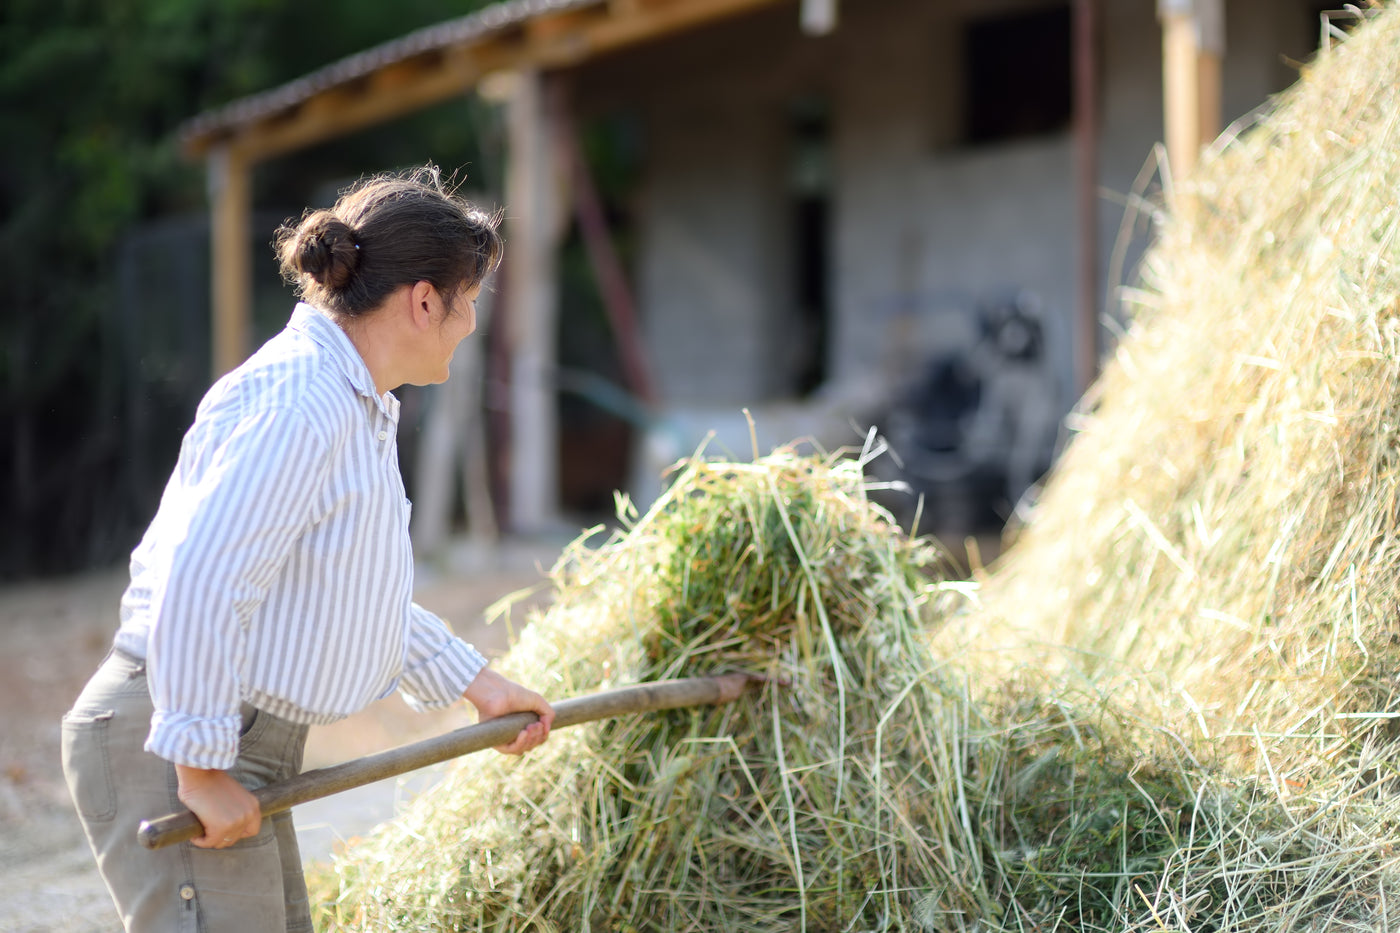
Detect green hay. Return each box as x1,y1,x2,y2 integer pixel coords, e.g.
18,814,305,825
309,450,995,930
308,449,1387,932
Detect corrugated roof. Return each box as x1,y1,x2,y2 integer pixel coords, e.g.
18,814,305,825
179,0,602,148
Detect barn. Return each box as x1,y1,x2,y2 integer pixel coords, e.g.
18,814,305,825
179,0,1339,543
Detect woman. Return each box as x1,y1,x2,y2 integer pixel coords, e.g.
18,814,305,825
61,166,553,933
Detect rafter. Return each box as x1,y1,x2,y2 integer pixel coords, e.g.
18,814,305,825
185,0,789,164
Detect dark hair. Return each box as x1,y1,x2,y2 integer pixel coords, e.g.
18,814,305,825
274,165,503,317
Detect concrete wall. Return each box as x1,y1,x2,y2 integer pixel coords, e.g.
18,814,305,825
575,6,822,407
634,80,790,405
830,0,1076,402
569,0,1329,448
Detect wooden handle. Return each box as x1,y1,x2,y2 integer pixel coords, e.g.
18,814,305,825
138,673,753,850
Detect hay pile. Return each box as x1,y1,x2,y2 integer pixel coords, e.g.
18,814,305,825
935,3,1400,927
954,2,1400,773
309,450,1235,932
309,7,1400,931
312,450,969,931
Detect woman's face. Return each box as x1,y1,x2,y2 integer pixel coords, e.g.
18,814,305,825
419,282,480,386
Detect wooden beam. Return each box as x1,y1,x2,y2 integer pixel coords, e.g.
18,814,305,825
503,69,564,533
184,0,789,163
1160,6,1200,176
1194,0,1223,155
526,7,600,43
545,0,784,63
559,104,655,406
209,146,252,379
206,44,516,164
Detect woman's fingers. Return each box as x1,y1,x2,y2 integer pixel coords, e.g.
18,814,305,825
198,819,254,849
494,719,549,755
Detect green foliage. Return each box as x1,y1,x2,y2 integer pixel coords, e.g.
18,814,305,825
0,0,277,576
0,0,496,578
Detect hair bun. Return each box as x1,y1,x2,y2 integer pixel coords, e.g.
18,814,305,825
292,213,360,290
274,165,504,318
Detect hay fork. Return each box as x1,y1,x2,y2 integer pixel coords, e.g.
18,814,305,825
138,673,758,850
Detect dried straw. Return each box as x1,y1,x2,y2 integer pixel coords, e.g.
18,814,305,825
951,0,1400,774
937,2,1400,928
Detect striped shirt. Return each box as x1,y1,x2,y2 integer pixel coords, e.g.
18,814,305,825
114,302,487,770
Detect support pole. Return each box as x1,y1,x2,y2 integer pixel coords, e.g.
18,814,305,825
1195,0,1224,151
208,146,253,380
504,68,563,533
1158,0,1224,178
558,104,655,408
1072,0,1099,395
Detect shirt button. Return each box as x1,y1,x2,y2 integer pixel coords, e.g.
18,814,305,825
179,885,195,900
377,431,388,441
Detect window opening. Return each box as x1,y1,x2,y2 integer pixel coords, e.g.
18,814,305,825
962,4,1072,145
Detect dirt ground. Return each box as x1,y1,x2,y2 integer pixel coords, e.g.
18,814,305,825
0,540,560,933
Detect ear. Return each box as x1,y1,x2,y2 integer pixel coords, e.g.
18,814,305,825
408,280,438,332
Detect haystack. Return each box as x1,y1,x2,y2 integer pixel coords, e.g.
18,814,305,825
310,451,1258,932
934,3,1400,926
310,7,1400,932
313,449,972,931
952,3,1400,775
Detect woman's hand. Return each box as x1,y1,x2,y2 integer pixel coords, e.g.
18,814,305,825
462,667,554,755
175,765,261,849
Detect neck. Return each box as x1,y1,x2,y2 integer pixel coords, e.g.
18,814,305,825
334,313,396,397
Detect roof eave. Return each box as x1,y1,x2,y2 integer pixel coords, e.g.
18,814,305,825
179,0,791,163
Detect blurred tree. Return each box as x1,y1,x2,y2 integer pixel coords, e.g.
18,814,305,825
0,0,495,580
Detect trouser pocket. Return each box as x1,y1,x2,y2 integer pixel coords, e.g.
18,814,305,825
61,707,118,822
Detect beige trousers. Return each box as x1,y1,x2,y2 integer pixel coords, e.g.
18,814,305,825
61,650,312,933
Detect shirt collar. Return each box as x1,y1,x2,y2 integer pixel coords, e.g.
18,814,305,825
287,303,399,418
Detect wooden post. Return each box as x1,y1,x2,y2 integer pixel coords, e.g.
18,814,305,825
504,68,563,534
1072,0,1099,395
1160,1,1199,177
558,105,655,407
1195,0,1224,151
208,145,253,380
1158,0,1224,179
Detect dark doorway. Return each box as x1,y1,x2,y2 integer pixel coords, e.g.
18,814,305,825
787,95,831,397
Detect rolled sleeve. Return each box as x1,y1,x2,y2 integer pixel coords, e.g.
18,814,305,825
399,603,488,709
145,710,244,771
